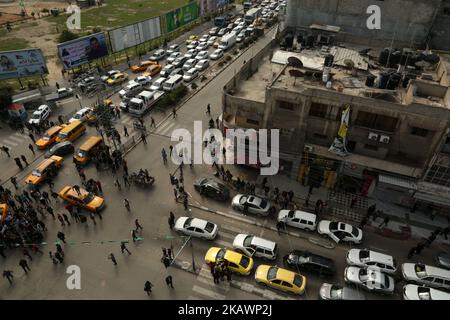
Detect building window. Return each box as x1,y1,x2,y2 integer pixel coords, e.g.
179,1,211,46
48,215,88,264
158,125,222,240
411,127,429,137
246,118,259,125
355,111,398,132
313,133,327,139
309,102,328,118
335,107,346,121
364,144,378,151
425,164,450,187
278,101,295,111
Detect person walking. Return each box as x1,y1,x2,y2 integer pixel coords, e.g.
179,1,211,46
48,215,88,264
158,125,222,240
206,104,211,115
28,143,35,156
135,219,143,232
57,214,65,227
165,275,174,288
55,82,60,90
10,176,19,190
56,244,64,257
140,132,147,145
73,185,81,196
108,253,117,265
172,107,177,119
132,230,138,242
90,212,96,225
20,155,29,166
3,270,14,284
14,157,24,170
54,251,64,263
96,180,103,194
440,226,450,240
28,132,35,143
415,243,425,255
124,198,130,212
350,196,357,208
161,148,167,164
169,145,173,157
168,211,175,230
162,255,171,268
49,252,58,264
114,179,122,191
123,173,130,188
57,231,66,244
359,216,368,229
62,213,70,225
23,248,33,261
379,216,390,228
47,179,55,190
276,221,284,235
183,196,188,211
120,242,131,255
144,281,153,295
46,206,55,219
2,145,11,157
19,259,31,274
212,268,220,284
150,116,156,128
123,125,129,137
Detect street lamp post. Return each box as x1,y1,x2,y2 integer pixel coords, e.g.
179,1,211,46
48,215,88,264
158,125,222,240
190,237,196,272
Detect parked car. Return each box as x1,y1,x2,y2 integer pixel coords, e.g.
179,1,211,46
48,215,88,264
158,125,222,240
233,234,278,260
131,60,156,73
142,64,162,77
344,266,395,294
193,177,230,201
69,107,92,123
209,27,219,36
207,36,218,46
210,49,224,60
182,58,198,72
205,247,254,275
283,250,336,277
44,141,74,158
149,49,166,61
195,59,210,71
277,210,317,231
196,42,209,51
169,68,184,77
167,52,182,64
436,252,450,270
101,70,120,82
401,263,450,290
160,64,176,78
319,283,366,300
184,49,199,59
187,41,199,50
317,220,363,244
231,194,271,216
196,50,209,60
172,56,188,68
133,75,152,86
218,28,228,37
149,78,167,91
29,104,51,125
346,249,397,274
166,43,180,55
106,72,128,85
255,265,306,295
174,217,218,240
402,284,450,300
77,76,96,89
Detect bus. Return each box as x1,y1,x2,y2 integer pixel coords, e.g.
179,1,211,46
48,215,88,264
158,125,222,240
244,7,262,24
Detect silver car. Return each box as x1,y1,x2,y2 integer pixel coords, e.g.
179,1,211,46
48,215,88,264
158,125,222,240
231,194,271,216
319,283,366,300
344,266,395,294
174,217,218,240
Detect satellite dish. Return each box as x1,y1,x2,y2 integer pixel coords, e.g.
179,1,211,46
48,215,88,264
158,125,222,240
289,69,304,85
288,56,303,68
344,59,355,69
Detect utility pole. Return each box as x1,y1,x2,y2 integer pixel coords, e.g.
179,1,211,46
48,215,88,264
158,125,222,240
190,236,196,272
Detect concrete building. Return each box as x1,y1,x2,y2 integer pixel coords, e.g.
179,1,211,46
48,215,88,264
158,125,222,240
222,35,450,217
286,0,450,50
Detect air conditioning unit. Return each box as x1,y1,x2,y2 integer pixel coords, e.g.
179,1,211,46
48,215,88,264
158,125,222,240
368,132,379,141
380,135,390,144
304,145,314,152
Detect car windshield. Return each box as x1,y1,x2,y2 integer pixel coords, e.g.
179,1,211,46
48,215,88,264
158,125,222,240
351,226,359,237
183,218,193,228
329,222,339,231
32,170,42,177
77,149,87,158
42,134,50,141
415,264,427,277
417,287,431,300
239,255,250,268
359,250,369,261
58,132,68,139
243,235,253,247
73,114,81,119
31,113,41,119
205,222,215,233
260,199,268,208
330,286,343,299
216,249,226,260
83,193,95,204
293,275,303,288
267,267,278,280
239,196,247,205
384,275,390,289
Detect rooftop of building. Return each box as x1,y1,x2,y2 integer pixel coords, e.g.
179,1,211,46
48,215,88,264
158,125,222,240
232,37,450,109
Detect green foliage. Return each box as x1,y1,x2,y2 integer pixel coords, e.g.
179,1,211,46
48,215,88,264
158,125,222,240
191,83,198,90
155,85,188,109
41,8,49,13
225,55,232,62
58,30,78,43
92,27,102,34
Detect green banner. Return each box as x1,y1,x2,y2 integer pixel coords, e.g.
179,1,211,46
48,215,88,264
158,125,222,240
165,2,200,33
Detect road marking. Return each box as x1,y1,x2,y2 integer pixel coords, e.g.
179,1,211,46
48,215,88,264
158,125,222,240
8,135,25,143
155,121,173,134
13,132,27,138
2,139,18,147
196,276,231,292
187,295,201,300
192,285,226,300
57,98,74,105
214,239,232,248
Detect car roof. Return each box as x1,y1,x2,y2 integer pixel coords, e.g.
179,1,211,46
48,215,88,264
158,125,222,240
290,250,334,266
274,267,296,282
368,250,395,265
248,196,262,206
189,218,209,229
249,235,276,249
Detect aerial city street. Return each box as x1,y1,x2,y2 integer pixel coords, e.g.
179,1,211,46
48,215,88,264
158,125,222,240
0,0,449,302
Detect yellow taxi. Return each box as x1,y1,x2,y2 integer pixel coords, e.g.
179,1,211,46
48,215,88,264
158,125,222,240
0,203,8,222
142,64,162,77
103,99,114,108
185,35,199,44
25,155,63,187
58,185,105,213
35,125,63,149
106,72,128,85
255,265,306,295
131,60,157,73
204,247,254,275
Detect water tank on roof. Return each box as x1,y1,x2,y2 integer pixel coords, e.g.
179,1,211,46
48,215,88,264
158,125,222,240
402,73,416,88
324,54,334,67
365,74,376,87
306,35,315,47
388,51,401,68
378,48,391,65
378,72,390,89
387,73,401,90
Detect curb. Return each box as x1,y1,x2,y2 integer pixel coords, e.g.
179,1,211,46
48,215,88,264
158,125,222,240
171,259,200,275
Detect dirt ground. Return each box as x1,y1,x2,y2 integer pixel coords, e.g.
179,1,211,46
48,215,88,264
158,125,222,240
0,0,68,16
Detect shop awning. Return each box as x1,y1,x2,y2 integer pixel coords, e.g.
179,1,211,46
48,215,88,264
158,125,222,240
413,192,450,207
378,174,417,190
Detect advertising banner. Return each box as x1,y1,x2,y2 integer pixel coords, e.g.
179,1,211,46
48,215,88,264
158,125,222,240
328,105,350,157
0,49,48,80
109,17,162,53
166,2,200,33
57,32,109,69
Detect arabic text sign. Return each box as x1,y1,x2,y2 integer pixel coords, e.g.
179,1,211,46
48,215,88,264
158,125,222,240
166,2,200,33
0,49,48,80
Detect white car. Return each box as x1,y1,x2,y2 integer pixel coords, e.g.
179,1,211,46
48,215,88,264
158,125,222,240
196,42,209,51
195,59,209,71
174,217,218,240
207,36,218,46
402,284,450,300
182,58,198,71
69,107,92,123
401,263,450,290
187,41,199,50
77,76,95,88
101,70,120,82
184,49,198,59
160,64,176,78
166,44,180,55
232,234,277,260
199,34,210,42
183,68,199,82
346,249,397,274
29,104,51,125
195,50,209,60
149,78,166,91
236,32,246,43
344,266,395,294
210,49,224,60
149,49,166,61
231,194,271,216
277,210,317,231
133,75,152,86
167,52,182,64
317,220,363,244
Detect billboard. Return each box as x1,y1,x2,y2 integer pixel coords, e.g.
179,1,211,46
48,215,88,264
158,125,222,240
0,49,48,80
57,32,109,69
166,2,200,33
200,0,228,15
109,17,162,53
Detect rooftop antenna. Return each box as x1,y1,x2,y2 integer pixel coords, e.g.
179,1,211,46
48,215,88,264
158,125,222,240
385,19,399,68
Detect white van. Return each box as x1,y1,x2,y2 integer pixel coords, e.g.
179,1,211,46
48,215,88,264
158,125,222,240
162,74,183,92
277,210,317,231
232,234,278,260
402,263,450,290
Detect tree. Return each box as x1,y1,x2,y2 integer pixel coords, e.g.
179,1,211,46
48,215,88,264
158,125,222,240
0,87,14,118
58,30,78,43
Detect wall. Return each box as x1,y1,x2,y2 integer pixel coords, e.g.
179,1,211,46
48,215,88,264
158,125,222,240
429,0,450,51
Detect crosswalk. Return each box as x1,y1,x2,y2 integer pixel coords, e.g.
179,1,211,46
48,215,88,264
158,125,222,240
1,131,31,149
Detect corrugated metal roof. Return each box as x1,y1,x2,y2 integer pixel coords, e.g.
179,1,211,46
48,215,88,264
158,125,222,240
330,47,368,71
271,50,324,70
378,174,417,189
